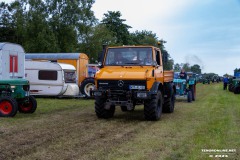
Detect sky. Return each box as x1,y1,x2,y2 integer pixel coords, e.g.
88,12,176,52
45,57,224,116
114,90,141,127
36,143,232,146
92,0,240,76
2,0,240,76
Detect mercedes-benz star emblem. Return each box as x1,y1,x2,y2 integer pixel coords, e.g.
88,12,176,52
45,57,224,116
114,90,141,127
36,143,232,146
118,80,124,87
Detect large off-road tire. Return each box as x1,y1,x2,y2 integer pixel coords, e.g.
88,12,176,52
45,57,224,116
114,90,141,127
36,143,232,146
187,91,192,102
18,96,37,113
0,97,18,117
95,97,115,119
144,91,162,121
163,88,175,113
80,78,95,98
234,86,240,94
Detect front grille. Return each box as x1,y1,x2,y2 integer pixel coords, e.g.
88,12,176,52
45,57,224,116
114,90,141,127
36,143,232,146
98,80,146,91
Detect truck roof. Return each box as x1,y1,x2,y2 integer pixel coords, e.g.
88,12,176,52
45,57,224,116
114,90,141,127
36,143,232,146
25,53,87,60
107,45,159,49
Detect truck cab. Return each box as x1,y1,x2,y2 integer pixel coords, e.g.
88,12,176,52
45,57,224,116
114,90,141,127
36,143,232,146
93,45,175,120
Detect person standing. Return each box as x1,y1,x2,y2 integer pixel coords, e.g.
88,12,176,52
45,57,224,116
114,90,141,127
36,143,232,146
223,76,229,90
179,68,187,79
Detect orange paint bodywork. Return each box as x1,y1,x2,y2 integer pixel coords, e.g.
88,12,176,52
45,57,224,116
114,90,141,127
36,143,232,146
95,45,174,90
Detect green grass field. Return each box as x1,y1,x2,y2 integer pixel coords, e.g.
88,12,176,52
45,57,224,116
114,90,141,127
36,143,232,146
0,83,239,160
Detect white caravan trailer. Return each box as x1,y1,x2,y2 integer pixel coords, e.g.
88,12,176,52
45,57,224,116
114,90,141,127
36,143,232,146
25,60,79,97
0,42,25,79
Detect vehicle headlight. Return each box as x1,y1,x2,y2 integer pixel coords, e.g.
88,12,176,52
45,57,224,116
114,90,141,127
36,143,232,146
137,92,147,98
11,86,16,89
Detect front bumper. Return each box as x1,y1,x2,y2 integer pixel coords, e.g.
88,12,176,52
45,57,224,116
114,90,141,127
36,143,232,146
92,89,155,100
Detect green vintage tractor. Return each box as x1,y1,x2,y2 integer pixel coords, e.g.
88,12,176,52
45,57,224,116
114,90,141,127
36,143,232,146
228,70,240,94
173,72,196,102
0,79,37,117
228,78,240,94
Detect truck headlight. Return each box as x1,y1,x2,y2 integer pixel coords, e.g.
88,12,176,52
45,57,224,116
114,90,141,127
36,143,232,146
137,92,147,98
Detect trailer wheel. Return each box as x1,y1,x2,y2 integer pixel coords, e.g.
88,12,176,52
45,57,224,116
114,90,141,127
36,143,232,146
187,91,192,102
80,78,95,98
95,97,115,119
163,88,175,113
0,97,18,117
144,91,162,121
18,96,37,113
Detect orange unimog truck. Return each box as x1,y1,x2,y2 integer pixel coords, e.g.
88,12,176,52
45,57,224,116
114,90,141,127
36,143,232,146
93,44,175,121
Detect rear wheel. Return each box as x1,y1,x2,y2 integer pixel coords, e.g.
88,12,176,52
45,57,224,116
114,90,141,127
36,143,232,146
0,97,18,117
144,91,162,121
163,88,175,113
18,96,37,113
95,97,115,119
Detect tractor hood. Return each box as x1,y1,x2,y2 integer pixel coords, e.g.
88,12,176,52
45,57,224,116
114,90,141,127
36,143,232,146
95,67,152,80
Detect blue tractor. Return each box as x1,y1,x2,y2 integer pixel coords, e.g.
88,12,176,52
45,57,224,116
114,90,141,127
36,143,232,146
173,72,196,102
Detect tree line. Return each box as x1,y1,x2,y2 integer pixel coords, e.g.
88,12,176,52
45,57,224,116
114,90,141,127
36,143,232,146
0,0,174,69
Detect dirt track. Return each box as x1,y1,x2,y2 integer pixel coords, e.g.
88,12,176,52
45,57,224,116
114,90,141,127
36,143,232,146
0,84,239,160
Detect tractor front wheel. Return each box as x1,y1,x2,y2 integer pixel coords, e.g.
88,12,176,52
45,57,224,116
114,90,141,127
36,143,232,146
234,86,240,94
187,91,192,102
0,97,18,117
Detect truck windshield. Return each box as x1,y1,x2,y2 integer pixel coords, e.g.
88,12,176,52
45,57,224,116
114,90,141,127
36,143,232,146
105,47,153,66
64,70,77,83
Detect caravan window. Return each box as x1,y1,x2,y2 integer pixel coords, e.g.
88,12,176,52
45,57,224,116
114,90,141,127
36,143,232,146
38,70,58,80
64,70,76,83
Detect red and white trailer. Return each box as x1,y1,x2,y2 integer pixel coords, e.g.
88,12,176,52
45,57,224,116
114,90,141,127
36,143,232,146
0,42,25,80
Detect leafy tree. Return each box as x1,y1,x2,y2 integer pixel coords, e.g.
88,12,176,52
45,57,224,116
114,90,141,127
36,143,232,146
0,2,16,42
174,63,181,72
79,24,116,63
23,0,59,52
129,30,158,46
101,11,131,45
182,63,191,72
191,64,201,74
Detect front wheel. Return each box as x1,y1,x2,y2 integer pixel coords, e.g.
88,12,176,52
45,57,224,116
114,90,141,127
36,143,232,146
95,97,115,119
144,91,162,121
18,96,37,113
0,97,18,117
